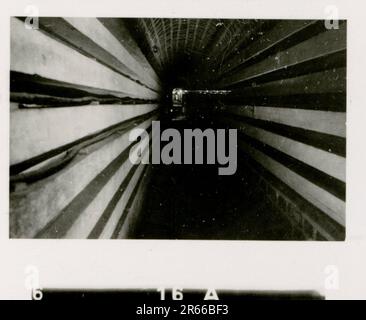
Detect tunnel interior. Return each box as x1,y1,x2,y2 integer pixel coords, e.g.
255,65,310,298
9,17,346,240
124,18,345,240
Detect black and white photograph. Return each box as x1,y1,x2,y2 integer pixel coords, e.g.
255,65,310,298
9,17,346,240
0,0,366,302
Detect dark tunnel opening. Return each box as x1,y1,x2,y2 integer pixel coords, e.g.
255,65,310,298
129,88,303,239
134,117,302,240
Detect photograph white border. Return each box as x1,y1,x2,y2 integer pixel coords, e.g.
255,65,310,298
0,0,365,300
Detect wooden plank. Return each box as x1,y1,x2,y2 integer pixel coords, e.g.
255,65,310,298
227,68,346,96
10,71,156,103
10,103,158,165
220,111,345,157
98,18,161,88
63,18,160,91
224,116,345,182
219,23,346,87
10,118,153,238
98,19,151,66
68,131,153,239
65,156,135,238
222,20,319,75
97,131,156,239
244,156,344,240
114,167,150,239
238,132,344,201
10,18,158,100
99,156,149,239
238,139,345,226
36,18,139,85
221,105,346,137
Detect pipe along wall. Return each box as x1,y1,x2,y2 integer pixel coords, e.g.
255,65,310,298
9,18,346,240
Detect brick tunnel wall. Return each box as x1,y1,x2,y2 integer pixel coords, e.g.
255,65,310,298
213,20,346,240
10,17,161,238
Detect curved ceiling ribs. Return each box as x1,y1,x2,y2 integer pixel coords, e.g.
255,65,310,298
125,18,276,89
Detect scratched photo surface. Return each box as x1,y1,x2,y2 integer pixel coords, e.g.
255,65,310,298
9,18,346,240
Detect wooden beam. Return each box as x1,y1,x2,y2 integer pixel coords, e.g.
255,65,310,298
219,23,346,87
10,117,154,238
98,18,161,88
221,104,346,137
40,17,161,91
221,20,319,75
11,18,158,100
223,116,345,182
226,68,346,95
10,103,158,166
238,139,345,226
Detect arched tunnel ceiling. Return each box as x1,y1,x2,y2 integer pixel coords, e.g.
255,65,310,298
125,18,275,89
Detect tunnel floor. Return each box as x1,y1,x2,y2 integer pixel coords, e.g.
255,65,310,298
133,116,305,240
